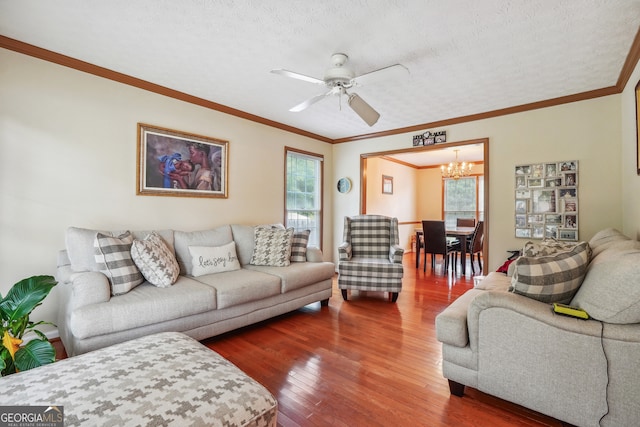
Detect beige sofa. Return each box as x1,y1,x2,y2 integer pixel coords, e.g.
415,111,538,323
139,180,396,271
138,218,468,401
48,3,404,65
56,224,334,356
435,228,640,427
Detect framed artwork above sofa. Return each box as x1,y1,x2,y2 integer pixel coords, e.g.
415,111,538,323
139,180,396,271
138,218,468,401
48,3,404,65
136,123,229,198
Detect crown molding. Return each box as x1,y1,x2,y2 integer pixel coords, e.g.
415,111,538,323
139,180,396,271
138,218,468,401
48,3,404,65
2,32,638,145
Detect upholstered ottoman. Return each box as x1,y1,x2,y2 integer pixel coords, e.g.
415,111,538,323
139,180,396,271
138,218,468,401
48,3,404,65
1,332,277,427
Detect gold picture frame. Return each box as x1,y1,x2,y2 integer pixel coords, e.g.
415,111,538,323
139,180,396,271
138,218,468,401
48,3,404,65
137,123,228,198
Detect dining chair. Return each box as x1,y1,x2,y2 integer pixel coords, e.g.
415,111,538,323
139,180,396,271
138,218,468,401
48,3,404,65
456,218,476,227
421,220,458,273
453,221,484,274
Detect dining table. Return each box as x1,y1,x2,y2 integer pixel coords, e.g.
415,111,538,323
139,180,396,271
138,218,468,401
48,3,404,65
415,226,476,275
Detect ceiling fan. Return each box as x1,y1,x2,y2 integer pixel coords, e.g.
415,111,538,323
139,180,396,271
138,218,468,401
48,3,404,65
271,53,409,126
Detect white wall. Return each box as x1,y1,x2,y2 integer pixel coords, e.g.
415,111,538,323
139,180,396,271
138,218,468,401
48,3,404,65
364,157,417,250
621,59,640,239
333,95,623,271
0,49,334,330
417,168,444,221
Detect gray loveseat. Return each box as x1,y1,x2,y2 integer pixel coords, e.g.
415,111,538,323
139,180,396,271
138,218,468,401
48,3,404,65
435,228,640,427
57,224,334,356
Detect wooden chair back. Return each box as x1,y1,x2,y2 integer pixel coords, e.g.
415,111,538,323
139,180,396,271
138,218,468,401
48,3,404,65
456,218,476,227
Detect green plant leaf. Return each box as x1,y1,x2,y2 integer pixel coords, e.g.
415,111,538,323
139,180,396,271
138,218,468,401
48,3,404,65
1,347,16,376
0,276,56,326
14,339,55,372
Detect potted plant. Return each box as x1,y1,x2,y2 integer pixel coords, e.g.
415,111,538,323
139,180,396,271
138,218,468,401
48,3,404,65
1,275,57,376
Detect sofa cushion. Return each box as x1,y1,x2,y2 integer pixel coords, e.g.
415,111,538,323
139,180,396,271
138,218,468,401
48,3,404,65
290,229,311,262
193,269,281,309
588,228,630,259
174,226,233,275
509,241,590,304
250,227,294,267
94,231,144,295
230,224,256,266
67,226,112,272
571,245,640,323
69,276,217,339
131,232,180,287
246,261,335,293
66,227,175,272
188,242,241,277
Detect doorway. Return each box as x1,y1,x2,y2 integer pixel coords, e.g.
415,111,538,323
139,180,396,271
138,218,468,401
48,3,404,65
359,138,489,273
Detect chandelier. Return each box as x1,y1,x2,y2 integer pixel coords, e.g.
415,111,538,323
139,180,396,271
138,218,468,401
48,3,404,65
441,149,473,180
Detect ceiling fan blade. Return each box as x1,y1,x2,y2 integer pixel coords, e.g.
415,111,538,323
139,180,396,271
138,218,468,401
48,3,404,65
347,93,380,126
271,69,325,85
289,91,333,112
352,64,409,86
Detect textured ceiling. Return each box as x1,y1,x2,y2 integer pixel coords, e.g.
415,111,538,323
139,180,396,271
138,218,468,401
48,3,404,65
1,0,639,142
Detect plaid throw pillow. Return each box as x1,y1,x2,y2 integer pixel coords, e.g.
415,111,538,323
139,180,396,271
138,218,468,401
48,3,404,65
290,230,310,262
130,232,180,287
250,227,294,267
95,231,144,295
509,241,590,304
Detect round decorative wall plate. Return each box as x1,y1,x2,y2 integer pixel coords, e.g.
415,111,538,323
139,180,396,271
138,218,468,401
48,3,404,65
337,177,352,193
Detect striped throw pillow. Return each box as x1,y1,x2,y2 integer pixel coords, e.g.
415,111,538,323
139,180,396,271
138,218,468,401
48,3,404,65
95,231,144,295
509,241,590,304
290,230,310,262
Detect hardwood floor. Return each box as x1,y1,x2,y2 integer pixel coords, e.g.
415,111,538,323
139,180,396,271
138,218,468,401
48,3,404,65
52,253,564,426
203,253,564,427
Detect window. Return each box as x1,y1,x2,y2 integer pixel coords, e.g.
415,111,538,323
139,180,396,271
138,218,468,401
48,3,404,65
285,148,323,248
443,176,484,228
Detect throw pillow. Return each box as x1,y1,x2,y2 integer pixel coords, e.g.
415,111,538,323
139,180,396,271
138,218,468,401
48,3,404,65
250,227,294,267
509,241,590,304
130,232,180,287
521,238,579,257
94,231,144,296
290,230,311,262
189,241,241,277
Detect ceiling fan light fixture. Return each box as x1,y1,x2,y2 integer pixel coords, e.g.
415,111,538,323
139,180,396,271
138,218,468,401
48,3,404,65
348,93,380,126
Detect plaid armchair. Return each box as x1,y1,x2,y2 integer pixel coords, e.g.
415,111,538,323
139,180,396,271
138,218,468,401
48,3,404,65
337,215,404,302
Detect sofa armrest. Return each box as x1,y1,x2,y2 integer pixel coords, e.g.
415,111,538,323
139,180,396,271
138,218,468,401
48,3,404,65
66,271,111,311
466,291,602,352
435,289,486,347
338,242,352,260
390,245,404,263
306,246,324,262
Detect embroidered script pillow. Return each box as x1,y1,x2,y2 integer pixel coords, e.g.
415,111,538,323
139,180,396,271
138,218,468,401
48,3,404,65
189,241,241,277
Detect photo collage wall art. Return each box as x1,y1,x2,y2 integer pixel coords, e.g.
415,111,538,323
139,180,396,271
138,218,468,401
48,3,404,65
514,160,578,241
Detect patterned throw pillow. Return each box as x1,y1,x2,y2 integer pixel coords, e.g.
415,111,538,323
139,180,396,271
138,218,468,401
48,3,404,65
94,231,144,296
290,230,310,262
188,242,241,277
130,232,180,287
250,227,294,267
521,238,579,257
509,241,590,304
